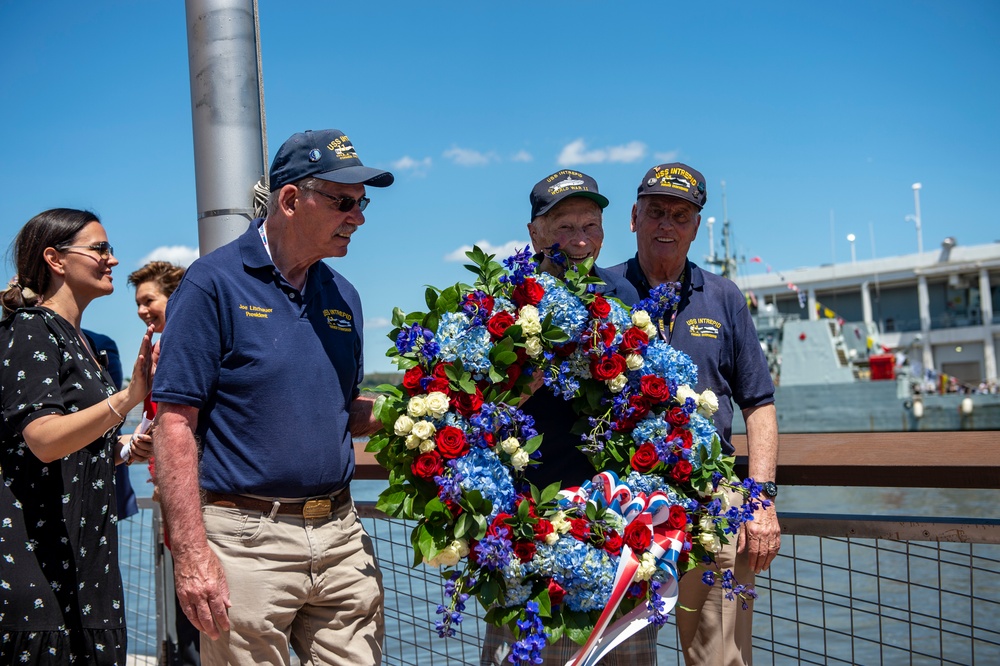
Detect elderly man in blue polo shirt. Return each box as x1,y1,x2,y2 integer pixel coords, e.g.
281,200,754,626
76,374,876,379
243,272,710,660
608,163,780,666
152,130,391,666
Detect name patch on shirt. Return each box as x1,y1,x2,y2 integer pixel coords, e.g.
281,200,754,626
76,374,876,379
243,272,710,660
686,317,721,339
324,308,353,332
239,304,272,319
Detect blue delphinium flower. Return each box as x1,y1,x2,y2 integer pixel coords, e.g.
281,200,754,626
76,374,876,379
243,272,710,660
647,579,670,627
395,324,439,361
435,571,471,638
636,282,681,321
475,530,514,572
509,600,547,665
501,247,537,286
453,447,516,520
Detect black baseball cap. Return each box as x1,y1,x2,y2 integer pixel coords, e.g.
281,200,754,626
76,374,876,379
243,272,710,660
637,162,707,209
268,129,394,191
530,169,610,219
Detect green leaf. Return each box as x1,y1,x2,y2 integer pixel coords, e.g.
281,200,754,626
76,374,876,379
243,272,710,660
539,481,563,505
521,434,543,455
391,307,407,327
424,287,439,310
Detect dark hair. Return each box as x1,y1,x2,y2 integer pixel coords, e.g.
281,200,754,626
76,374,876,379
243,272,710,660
2,208,100,317
127,261,186,299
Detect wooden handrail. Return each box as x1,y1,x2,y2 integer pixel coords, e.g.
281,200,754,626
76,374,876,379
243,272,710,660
354,431,1000,489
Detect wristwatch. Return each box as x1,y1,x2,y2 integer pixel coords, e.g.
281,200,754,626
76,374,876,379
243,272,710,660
761,481,778,499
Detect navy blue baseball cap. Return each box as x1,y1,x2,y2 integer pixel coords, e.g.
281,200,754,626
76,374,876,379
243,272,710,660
530,169,609,219
637,162,707,209
268,129,394,191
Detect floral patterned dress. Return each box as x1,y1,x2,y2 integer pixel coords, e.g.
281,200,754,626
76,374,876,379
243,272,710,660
0,308,126,664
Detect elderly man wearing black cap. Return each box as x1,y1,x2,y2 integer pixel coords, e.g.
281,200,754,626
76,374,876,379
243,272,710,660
152,130,392,666
608,163,780,666
482,170,658,666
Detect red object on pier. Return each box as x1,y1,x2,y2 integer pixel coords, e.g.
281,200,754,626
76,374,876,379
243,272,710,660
869,354,895,380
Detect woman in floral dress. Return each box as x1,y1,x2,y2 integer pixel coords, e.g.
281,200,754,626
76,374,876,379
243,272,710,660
0,208,154,665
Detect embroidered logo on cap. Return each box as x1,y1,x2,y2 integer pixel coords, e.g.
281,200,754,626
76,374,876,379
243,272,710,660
326,135,359,161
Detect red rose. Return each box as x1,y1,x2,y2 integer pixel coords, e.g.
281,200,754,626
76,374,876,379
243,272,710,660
533,519,554,542
569,518,590,541
669,459,693,483
670,428,693,449
464,292,495,317
433,363,450,379
667,504,688,530
513,540,537,563
516,497,537,517
624,521,652,553
445,499,464,517
452,387,484,417
481,432,496,448
630,442,660,473
487,311,516,339
512,278,544,308
639,375,670,403
600,324,617,348
402,366,425,395
666,407,690,427
554,342,577,358
435,426,470,459
588,295,611,319
620,327,649,353
411,450,443,480
628,394,651,419
488,512,514,539
547,579,566,607
496,363,523,393
590,354,627,381
603,530,623,556
426,377,451,395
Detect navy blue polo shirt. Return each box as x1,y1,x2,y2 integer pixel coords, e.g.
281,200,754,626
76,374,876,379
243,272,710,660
606,255,774,454
152,220,364,496
524,265,640,490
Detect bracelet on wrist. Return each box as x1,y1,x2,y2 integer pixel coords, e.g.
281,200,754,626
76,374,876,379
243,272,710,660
107,396,126,423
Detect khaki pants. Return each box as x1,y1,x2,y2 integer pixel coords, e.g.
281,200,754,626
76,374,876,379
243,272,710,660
675,488,755,666
198,494,384,666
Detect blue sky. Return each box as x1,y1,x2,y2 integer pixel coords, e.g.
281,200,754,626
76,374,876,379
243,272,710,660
2,1,998,373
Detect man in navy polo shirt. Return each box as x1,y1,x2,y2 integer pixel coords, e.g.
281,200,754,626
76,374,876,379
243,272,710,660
151,129,392,666
607,163,780,666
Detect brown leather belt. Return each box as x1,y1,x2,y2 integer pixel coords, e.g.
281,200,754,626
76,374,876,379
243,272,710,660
203,488,348,519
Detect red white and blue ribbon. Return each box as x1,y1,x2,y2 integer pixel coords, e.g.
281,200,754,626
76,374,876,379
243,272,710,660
561,472,685,666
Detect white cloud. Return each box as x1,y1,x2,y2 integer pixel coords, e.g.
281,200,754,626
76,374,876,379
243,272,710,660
138,245,200,267
557,139,647,165
511,150,533,163
443,146,496,166
366,316,391,329
653,149,680,162
391,155,433,173
444,239,531,262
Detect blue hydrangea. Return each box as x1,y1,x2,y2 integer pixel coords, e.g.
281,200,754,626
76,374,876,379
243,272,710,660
436,311,493,375
605,299,632,342
453,447,516,520
644,339,698,387
536,273,589,340
525,537,617,612
632,414,669,446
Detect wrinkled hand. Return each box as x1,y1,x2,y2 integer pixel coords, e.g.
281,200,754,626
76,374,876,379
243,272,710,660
127,432,153,464
174,547,232,639
739,500,780,573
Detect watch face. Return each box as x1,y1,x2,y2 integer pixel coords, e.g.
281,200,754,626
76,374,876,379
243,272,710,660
762,481,778,498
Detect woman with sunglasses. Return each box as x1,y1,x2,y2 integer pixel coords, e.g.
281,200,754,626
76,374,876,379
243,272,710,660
0,208,154,665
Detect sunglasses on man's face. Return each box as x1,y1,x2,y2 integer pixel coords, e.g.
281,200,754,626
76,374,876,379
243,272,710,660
301,187,370,212
56,241,115,260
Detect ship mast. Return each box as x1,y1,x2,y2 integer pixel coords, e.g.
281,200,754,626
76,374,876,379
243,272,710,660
705,179,737,279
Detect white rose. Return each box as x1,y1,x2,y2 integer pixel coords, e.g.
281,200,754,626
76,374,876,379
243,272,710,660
511,449,530,471
524,336,543,357
545,532,559,546
551,511,571,534
643,323,658,338
430,539,467,568
411,420,437,440
699,515,715,532
500,437,521,455
406,396,427,418
452,538,470,558
698,389,720,417
634,552,657,581
626,353,644,371
607,374,628,393
404,434,421,450
393,414,415,436
713,489,731,512
631,310,651,328
418,439,436,453
698,532,722,554
676,385,698,405
425,391,450,418
517,306,542,335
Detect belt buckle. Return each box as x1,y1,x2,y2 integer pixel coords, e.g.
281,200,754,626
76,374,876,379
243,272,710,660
302,498,332,519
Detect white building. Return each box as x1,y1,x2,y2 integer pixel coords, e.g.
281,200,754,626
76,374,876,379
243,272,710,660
736,239,1000,385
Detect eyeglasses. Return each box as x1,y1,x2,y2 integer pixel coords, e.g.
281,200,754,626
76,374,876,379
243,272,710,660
301,187,370,212
56,241,115,260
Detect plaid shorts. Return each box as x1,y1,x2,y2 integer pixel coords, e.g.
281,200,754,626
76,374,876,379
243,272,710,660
481,622,658,665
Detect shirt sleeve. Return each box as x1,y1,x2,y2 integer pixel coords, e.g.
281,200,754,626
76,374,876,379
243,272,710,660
152,272,223,408
1,312,69,434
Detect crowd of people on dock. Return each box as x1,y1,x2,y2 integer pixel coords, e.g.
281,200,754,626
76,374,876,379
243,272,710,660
1,129,779,666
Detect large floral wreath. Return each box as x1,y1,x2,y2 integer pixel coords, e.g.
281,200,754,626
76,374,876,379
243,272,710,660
367,247,766,665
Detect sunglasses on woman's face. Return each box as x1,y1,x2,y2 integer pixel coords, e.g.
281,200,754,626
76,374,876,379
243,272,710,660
56,241,115,260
